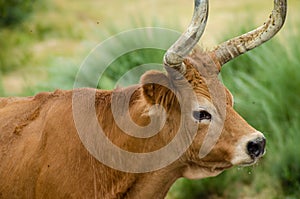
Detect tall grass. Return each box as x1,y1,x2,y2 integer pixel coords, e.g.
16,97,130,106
17,19,180,96
22,57,79,96
0,29,33,73
0,0,35,27
0,0,86,76
0,72,4,96
0,0,48,74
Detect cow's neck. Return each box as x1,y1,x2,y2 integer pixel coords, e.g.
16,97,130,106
122,165,183,199
98,87,184,198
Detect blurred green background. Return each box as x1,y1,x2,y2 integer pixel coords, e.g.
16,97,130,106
1,0,299,198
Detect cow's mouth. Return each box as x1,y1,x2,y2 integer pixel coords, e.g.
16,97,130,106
238,161,256,167
183,161,233,179
199,161,233,171
238,156,262,167
198,164,232,173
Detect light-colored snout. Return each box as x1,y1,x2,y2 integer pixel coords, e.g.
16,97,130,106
231,131,266,166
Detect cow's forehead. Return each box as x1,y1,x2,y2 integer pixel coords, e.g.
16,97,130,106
178,53,234,107
180,59,211,100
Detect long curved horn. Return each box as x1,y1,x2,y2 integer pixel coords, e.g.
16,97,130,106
164,0,209,74
211,0,287,67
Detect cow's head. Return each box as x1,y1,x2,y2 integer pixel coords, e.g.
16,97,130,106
139,0,286,178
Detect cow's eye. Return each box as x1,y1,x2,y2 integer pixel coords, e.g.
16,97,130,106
193,110,212,122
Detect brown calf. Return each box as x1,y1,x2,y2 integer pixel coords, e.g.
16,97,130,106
0,0,286,198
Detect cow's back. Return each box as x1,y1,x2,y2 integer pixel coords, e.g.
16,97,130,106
0,90,76,198
0,89,131,199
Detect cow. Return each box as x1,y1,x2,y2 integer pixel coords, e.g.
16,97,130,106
0,0,286,198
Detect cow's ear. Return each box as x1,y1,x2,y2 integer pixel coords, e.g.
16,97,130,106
140,71,174,105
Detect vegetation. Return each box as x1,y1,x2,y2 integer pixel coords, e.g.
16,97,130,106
0,0,36,27
1,0,299,198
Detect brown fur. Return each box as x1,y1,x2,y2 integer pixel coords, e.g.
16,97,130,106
0,50,258,198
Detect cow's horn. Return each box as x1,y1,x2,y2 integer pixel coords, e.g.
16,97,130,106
211,0,287,67
164,0,209,75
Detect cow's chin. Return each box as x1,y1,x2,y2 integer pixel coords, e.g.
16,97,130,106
182,162,232,180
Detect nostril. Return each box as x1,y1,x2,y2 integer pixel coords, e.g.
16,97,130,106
247,137,266,158
247,141,261,157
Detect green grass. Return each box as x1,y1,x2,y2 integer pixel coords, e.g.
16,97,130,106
19,21,180,95
0,29,33,73
0,72,4,96
0,0,35,27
